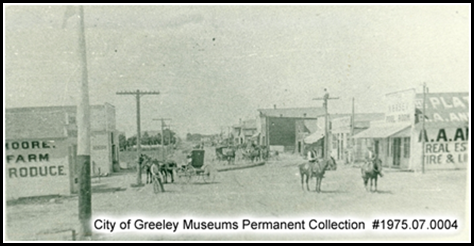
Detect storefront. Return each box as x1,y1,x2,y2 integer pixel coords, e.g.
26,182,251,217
353,90,469,171
331,113,385,164
409,92,469,171
5,103,119,199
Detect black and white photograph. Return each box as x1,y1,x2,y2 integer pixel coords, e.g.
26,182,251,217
4,4,470,242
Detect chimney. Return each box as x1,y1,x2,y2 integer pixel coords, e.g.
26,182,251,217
273,104,277,109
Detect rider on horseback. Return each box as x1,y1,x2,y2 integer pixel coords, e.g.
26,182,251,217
366,146,383,177
307,148,318,163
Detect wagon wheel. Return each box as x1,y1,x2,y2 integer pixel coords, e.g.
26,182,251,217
202,165,217,183
184,166,195,183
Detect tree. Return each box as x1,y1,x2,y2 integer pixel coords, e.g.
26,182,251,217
119,133,127,151
127,136,137,149
142,131,150,146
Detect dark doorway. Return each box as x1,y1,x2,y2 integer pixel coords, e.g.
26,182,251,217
392,138,401,167
374,140,380,156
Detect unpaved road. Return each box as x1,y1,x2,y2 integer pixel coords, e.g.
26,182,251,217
5,153,470,241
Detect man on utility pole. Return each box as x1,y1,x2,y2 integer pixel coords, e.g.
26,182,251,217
314,88,339,159
117,90,160,186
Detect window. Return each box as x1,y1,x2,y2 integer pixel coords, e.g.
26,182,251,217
387,139,390,157
403,137,410,158
66,113,76,125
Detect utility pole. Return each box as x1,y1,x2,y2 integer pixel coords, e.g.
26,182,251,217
351,97,355,137
153,118,172,161
313,88,339,159
350,97,355,163
117,90,160,186
75,5,92,239
422,83,426,174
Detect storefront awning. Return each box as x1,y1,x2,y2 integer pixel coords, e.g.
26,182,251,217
304,130,325,144
352,123,410,139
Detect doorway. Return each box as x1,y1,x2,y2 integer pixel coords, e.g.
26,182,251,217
392,138,401,167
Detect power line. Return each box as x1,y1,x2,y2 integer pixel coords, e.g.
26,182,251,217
116,89,160,186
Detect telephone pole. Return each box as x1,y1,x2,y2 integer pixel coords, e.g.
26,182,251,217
313,88,339,159
422,83,427,174
117,90,160,186
350,97,355,163
75,5,92,239
153,118,172,161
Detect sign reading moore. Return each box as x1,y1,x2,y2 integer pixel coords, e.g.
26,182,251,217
5,140,71,199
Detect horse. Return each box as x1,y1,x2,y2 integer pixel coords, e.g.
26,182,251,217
361,158,383,192
223,147,236,165
138,154,152,183
248,147,260,163
215,146,235,165
298,157,336,192
260,145,269,161
160,159,177,183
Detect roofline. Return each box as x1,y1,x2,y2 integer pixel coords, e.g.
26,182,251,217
264,116,321,119
257,107,324,111
6,103,114,111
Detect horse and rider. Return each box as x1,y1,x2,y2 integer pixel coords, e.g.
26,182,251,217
298,148,336,192
361,146,383,192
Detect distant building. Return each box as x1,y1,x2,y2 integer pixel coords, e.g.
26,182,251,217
299,113,366,158
353,90,468,171
331,113,385,163
232,119,258,145
258,106,325,152
5,103,118,199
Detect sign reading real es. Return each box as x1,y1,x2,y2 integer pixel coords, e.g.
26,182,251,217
419,127,469,167
5,140,70,199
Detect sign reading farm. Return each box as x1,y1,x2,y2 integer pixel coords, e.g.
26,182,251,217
5,139,71,199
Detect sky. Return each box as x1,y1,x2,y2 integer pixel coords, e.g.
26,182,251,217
4,4,471,138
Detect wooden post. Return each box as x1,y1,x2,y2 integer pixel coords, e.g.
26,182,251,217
76,5,92,240
116,90,160,185
313,89,339,159
136,91,142,183
152,118,172,161
422,83,426,174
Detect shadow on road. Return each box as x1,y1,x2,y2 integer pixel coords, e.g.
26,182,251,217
182,181,221,186
372,190,393,194
319,190,349,194
92,186,127,194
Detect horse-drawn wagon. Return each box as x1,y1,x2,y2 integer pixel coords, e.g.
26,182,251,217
176,149,217,183
215,146,236,165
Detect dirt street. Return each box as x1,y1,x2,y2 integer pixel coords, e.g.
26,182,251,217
5,152,469,241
